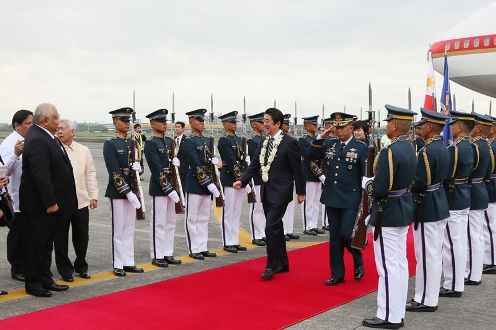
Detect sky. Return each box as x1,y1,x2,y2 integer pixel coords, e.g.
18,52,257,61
0,0,495,124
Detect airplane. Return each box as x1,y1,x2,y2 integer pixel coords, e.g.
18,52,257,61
430,2,496,98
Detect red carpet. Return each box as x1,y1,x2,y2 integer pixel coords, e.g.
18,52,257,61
1,232,415,329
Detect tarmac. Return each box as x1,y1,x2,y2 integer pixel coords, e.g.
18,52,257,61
0,141,495,329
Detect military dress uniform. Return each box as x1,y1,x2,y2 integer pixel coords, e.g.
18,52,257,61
483,117,496,273
143,109,182,267
103,108,144,276
441,111,475,295
466,113,493,284
362,105,417,328
307,112,367,284
247,112,267,245
178,109,219,260
299,116,325,236
281,114,299,239
218,111,247,253
407,109,450,311
321,117,336,231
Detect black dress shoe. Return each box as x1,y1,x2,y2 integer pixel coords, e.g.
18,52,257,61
0,289,8,295
405,300,437,312
261,268,274,279
354,266,365,280
124,265,144,273
152,258,168,268
362,317,403,329
189,253,205,260
61,275,74,282
303,229,317,236
252,239,266,246
113,268,126,277
325,277,344,286
322,225,330,231
313,228,325,234
201,250,217,257
235,245,247,251
164,256,182,265
439,287,462,297
11,273,25,282
44,283,69,292
78,272,91,279
284,234,290,241
223,246,238,253
287,233,300,239
464,278,481,285
26,288,52,298
482,264,496,274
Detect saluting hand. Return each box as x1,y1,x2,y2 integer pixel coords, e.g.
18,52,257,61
319,127,334,139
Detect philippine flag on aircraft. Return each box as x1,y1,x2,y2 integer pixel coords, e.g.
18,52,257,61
440,55,452,145
423,49,437,111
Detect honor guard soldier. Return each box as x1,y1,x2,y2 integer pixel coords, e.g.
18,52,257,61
406,109,450,312
247,112,267,246
483,115,496,274
307,112,367,286
178,109,220,260
143,109,183,268
103,107,144,277
465,112,493,284
299,115,326,236
440,110,475,297
362,105,417,329
217,111,248,253
281,114,300,240
321,117,337,231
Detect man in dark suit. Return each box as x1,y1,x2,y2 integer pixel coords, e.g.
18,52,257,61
234,107,305,280
19,103,77,297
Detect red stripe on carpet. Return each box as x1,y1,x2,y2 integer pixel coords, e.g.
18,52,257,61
1,232,415,329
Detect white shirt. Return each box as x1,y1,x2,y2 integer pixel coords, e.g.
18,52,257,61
340,135,353,146
0,130,23,212
270,129,283,140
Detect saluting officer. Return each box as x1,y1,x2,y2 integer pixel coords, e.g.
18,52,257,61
143,109,183,268
218,111,248,253
299,115,326,236
247,112,267,246
178,109,220,260
440,110,475,297
465,112,493,285
321,117,336,232
483,115,496,274
406,109,450,313
362,105,417,330
103,107,144,277
307,112,367,286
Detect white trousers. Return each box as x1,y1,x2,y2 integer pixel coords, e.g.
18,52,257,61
282,186,296,235
300,182,321,230
413,219,447,307
185,193,212,254
221,187,244,246
466,209,485,282
483,203,496,265
150,196,177,259
321,203,329,227
373,226,409,324
442,208,469,292
110,199,136,269
249,185,266,240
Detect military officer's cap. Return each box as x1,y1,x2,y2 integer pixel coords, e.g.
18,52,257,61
109,107,133,121
448,110,475,125
218,111,238,123
186,109,207,120
146,109,168,121
329,112,355,127
415,108,449,126
472,112,495,126
283,113,291,125
302,115,319,126
383,104,416,122
323,117,333,123
248,112,265,123
488,114,496,123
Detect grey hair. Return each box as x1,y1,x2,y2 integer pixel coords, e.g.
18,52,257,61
33,103,56,124
59,119,76,131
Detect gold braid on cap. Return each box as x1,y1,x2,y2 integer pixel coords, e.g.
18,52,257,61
388,148,394,191
422,148,432,186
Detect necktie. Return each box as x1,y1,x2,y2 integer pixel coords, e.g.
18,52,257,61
265,137,274,165
338,142,346,153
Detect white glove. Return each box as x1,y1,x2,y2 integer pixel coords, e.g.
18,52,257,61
168,191,180,203
132,162,142,172
364,215,370,226
319,175,326,184
361,176,374,190
244,185,252,194
245,155,251,165
207,183,220,197
211,157,219,165
126,192,141,209
172,157,180,167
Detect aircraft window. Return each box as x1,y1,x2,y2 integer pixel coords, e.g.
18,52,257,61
464,40,470,48
474,39,479,47
445,41,451,50
484,37,490,46
454,40,460,49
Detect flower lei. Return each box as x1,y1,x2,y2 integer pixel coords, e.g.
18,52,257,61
260,135,283,182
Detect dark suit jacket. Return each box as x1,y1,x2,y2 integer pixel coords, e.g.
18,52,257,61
240,133,305,204
19,124,77,215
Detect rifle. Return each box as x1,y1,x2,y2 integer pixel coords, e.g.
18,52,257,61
130,104,146,220
170,138,185,214
209,94,224,207
241,137,257,203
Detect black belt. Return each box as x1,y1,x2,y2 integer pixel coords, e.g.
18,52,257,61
387,188,409,197
454,177,468,185
426,182,442,192
471,177,484,184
